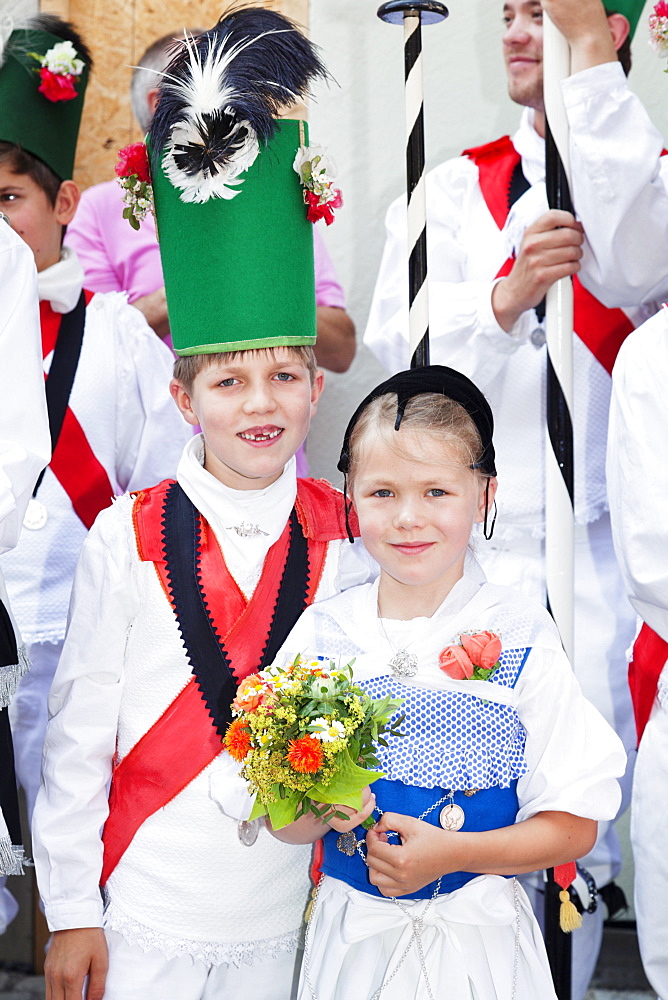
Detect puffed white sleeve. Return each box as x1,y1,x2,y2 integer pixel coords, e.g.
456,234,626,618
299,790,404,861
112,297,191,493
607,309,668,642
32,497,138,931
564,62,668,308
363,159,534,381
514,643,626,823
0,228,50,554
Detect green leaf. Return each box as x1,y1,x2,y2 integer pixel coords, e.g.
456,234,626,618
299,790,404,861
248,796,268,822
266,789,303,830
309,750,384,810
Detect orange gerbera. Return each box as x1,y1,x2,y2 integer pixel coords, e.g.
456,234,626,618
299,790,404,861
225,719,252,762
232,674,265,713
286,735,324,774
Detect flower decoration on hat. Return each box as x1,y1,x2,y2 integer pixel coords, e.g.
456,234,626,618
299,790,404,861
30,40,84,102
439,631,502,681
115,142,154,231
293,143,343,226
148,10,328,206
650,1,668,68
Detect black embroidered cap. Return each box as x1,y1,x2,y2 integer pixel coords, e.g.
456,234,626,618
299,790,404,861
337,365,496,478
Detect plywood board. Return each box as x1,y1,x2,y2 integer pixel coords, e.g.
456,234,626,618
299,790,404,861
40,0,308,189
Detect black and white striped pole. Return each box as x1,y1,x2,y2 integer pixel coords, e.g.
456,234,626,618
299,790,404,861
543,14,575,1000
377,0,449,369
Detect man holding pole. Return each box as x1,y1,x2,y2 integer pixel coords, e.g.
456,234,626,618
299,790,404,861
364,1,666,996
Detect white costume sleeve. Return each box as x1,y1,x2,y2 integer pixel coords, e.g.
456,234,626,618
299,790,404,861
364,159,531,380
111,298,191,493
607,308,668,642
564,62,668,308
0,226,50,554
515,643,626,823
32,498,137,930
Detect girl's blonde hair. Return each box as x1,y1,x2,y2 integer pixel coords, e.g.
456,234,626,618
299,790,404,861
347,391,485,485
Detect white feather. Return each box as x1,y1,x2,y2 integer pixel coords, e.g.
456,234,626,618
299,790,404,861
0,0,38,68
163,116,259,204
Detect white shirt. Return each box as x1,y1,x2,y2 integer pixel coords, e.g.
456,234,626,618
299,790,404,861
32,444,375,963
0,248,191,644
364,62,667,538
608,306,668,645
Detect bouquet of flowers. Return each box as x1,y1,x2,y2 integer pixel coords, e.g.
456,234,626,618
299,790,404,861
225,655,404,830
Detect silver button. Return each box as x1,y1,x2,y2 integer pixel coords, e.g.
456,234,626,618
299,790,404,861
530,327,546,348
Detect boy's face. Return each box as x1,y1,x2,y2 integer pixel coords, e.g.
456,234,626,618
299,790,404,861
0,162,79,272
170,348,324,491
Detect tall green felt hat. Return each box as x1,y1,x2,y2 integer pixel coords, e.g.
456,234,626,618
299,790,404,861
146,7,334,357
612,0,648,39
0,23,89,181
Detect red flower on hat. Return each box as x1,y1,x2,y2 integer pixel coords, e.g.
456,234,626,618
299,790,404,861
305,189,343,227
115,143,151,184
38,67,78,103
655,1,668,16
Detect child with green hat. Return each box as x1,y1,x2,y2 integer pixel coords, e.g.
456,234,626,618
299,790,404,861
32,9,373,999
0,11,190,936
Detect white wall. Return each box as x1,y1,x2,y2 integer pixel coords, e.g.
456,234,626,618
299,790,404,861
305,0,668,485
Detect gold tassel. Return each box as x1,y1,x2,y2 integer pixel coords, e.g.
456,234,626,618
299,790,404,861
304,884,318,924
559,889,583,932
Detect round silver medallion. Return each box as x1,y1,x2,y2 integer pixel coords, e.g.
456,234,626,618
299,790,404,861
439,803,465,832
23,498,48,531
237,819,259,846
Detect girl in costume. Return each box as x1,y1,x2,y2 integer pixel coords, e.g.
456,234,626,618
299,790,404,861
268,366,626,1000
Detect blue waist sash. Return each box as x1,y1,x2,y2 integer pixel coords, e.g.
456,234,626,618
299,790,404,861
322,777,519,900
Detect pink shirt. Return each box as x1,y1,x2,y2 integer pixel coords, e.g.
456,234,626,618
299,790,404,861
65,179,346,308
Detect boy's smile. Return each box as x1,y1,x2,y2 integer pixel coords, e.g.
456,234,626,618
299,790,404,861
171,349,323,491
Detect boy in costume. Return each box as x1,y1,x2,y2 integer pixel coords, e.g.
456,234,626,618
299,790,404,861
32,10,373,999
0,13,190,934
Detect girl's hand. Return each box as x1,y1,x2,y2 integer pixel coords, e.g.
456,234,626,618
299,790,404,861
326,785,376,834
365,812,459,897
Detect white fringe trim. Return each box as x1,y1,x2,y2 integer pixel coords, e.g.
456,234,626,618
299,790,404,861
0,645,29,709
0,837,29,876
103,896,302,968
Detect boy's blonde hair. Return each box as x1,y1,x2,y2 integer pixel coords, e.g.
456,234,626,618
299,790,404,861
347,391,485,484
173,345,318,394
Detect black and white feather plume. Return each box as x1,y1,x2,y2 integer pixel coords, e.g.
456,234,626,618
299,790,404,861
149,7,328,205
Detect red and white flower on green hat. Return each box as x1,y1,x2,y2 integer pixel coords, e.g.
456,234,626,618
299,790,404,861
293,145,343,226
649,2,668,68
115,143,154,231
30,40,84,103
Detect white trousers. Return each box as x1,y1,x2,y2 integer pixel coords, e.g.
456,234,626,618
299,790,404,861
0,640,61,932
102,929,300,1000
632,691,668,1000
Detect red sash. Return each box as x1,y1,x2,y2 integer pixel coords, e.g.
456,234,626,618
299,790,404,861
628,623,668,744
100,477,359,885
41,295,115,529
463,136,634,375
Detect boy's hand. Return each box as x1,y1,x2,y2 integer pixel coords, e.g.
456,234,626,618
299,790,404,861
325,785,376,834
366,812,459,897
45,928,108,1000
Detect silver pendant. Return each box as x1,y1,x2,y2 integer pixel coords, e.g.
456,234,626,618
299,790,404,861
389,650,418,678
237,819,259,846
336,831,359,856
439,803,465,832
23,498,48,531
227,521,269,538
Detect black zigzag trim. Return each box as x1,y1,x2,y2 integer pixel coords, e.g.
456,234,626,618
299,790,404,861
160,484,312,737
161,482,237,737
259,508,310,670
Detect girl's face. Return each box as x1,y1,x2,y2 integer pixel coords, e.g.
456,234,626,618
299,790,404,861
351,428,495,617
